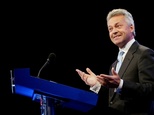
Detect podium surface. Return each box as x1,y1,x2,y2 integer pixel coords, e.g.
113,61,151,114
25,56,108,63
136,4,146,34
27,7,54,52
13,68,98,112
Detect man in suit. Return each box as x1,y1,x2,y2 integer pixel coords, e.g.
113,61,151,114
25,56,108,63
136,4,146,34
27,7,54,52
76,8,154,115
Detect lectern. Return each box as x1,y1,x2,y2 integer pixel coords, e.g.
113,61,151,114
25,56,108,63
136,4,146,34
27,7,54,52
12,68,98,115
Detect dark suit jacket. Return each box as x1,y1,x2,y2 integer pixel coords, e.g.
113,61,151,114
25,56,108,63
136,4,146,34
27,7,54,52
108,41,154,115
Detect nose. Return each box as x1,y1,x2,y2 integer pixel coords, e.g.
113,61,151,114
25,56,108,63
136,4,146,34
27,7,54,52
112,28,118,34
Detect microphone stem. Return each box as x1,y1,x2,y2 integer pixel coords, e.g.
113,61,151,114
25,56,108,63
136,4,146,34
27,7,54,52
37,60,49,78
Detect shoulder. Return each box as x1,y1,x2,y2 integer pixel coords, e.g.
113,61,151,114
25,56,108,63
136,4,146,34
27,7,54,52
138,44,154,55
132,41,154,54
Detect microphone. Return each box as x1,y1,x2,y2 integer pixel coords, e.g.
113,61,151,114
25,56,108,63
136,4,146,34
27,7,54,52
37,53,56,78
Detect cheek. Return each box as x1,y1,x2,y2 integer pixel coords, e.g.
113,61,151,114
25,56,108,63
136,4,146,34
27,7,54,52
109,33,112,38
109,34,114,41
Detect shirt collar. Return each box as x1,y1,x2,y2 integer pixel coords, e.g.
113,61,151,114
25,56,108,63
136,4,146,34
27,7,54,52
119,38,135,53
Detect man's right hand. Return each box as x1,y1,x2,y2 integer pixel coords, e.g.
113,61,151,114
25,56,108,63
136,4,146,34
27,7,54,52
75,68,98,87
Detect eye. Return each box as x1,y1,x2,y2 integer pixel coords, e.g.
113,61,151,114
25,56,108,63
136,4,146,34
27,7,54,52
116,24,122,28
108,27,112,32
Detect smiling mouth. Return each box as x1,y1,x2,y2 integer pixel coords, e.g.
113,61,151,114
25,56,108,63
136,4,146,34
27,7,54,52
114,35,121,39
114,36,120,39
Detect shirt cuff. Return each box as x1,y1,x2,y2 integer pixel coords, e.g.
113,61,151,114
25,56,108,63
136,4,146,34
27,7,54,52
116,79,123,94
90,82,101,94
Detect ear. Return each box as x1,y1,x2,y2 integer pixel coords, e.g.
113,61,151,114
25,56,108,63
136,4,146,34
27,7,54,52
130,24,134,33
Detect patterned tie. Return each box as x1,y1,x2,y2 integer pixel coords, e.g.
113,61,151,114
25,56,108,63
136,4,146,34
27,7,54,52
116,51,124,73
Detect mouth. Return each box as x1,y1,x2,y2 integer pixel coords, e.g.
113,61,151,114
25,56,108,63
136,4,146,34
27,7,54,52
113,35,121,40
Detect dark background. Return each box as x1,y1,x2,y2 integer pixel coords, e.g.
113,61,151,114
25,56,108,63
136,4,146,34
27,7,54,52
1,0,154,114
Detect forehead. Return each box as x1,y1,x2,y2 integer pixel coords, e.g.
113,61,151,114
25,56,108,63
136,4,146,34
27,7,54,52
107,15,125,26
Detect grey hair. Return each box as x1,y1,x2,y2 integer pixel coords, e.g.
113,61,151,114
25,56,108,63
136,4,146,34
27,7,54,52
106,8,136,36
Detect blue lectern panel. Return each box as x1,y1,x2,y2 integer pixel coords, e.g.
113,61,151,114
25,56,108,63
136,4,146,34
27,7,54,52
14,68,98,112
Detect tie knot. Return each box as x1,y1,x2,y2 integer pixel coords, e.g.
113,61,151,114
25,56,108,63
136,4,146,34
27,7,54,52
119,51,124,56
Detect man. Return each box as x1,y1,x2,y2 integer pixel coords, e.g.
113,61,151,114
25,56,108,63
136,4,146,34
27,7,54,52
76,8,154,115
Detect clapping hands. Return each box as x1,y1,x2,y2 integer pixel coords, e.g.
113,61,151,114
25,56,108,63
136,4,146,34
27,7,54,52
76,67,121,88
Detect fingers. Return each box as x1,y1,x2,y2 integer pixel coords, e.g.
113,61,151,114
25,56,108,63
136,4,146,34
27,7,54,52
111,67,117,75
99,74,111,80
96,75,108,87
76,69,84,77
97,74,112,86
76,68,98,86
76,69,86,81
86,68,96,76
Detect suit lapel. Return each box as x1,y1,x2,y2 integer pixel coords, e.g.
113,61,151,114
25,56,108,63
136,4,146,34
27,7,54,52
118,41,139,78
